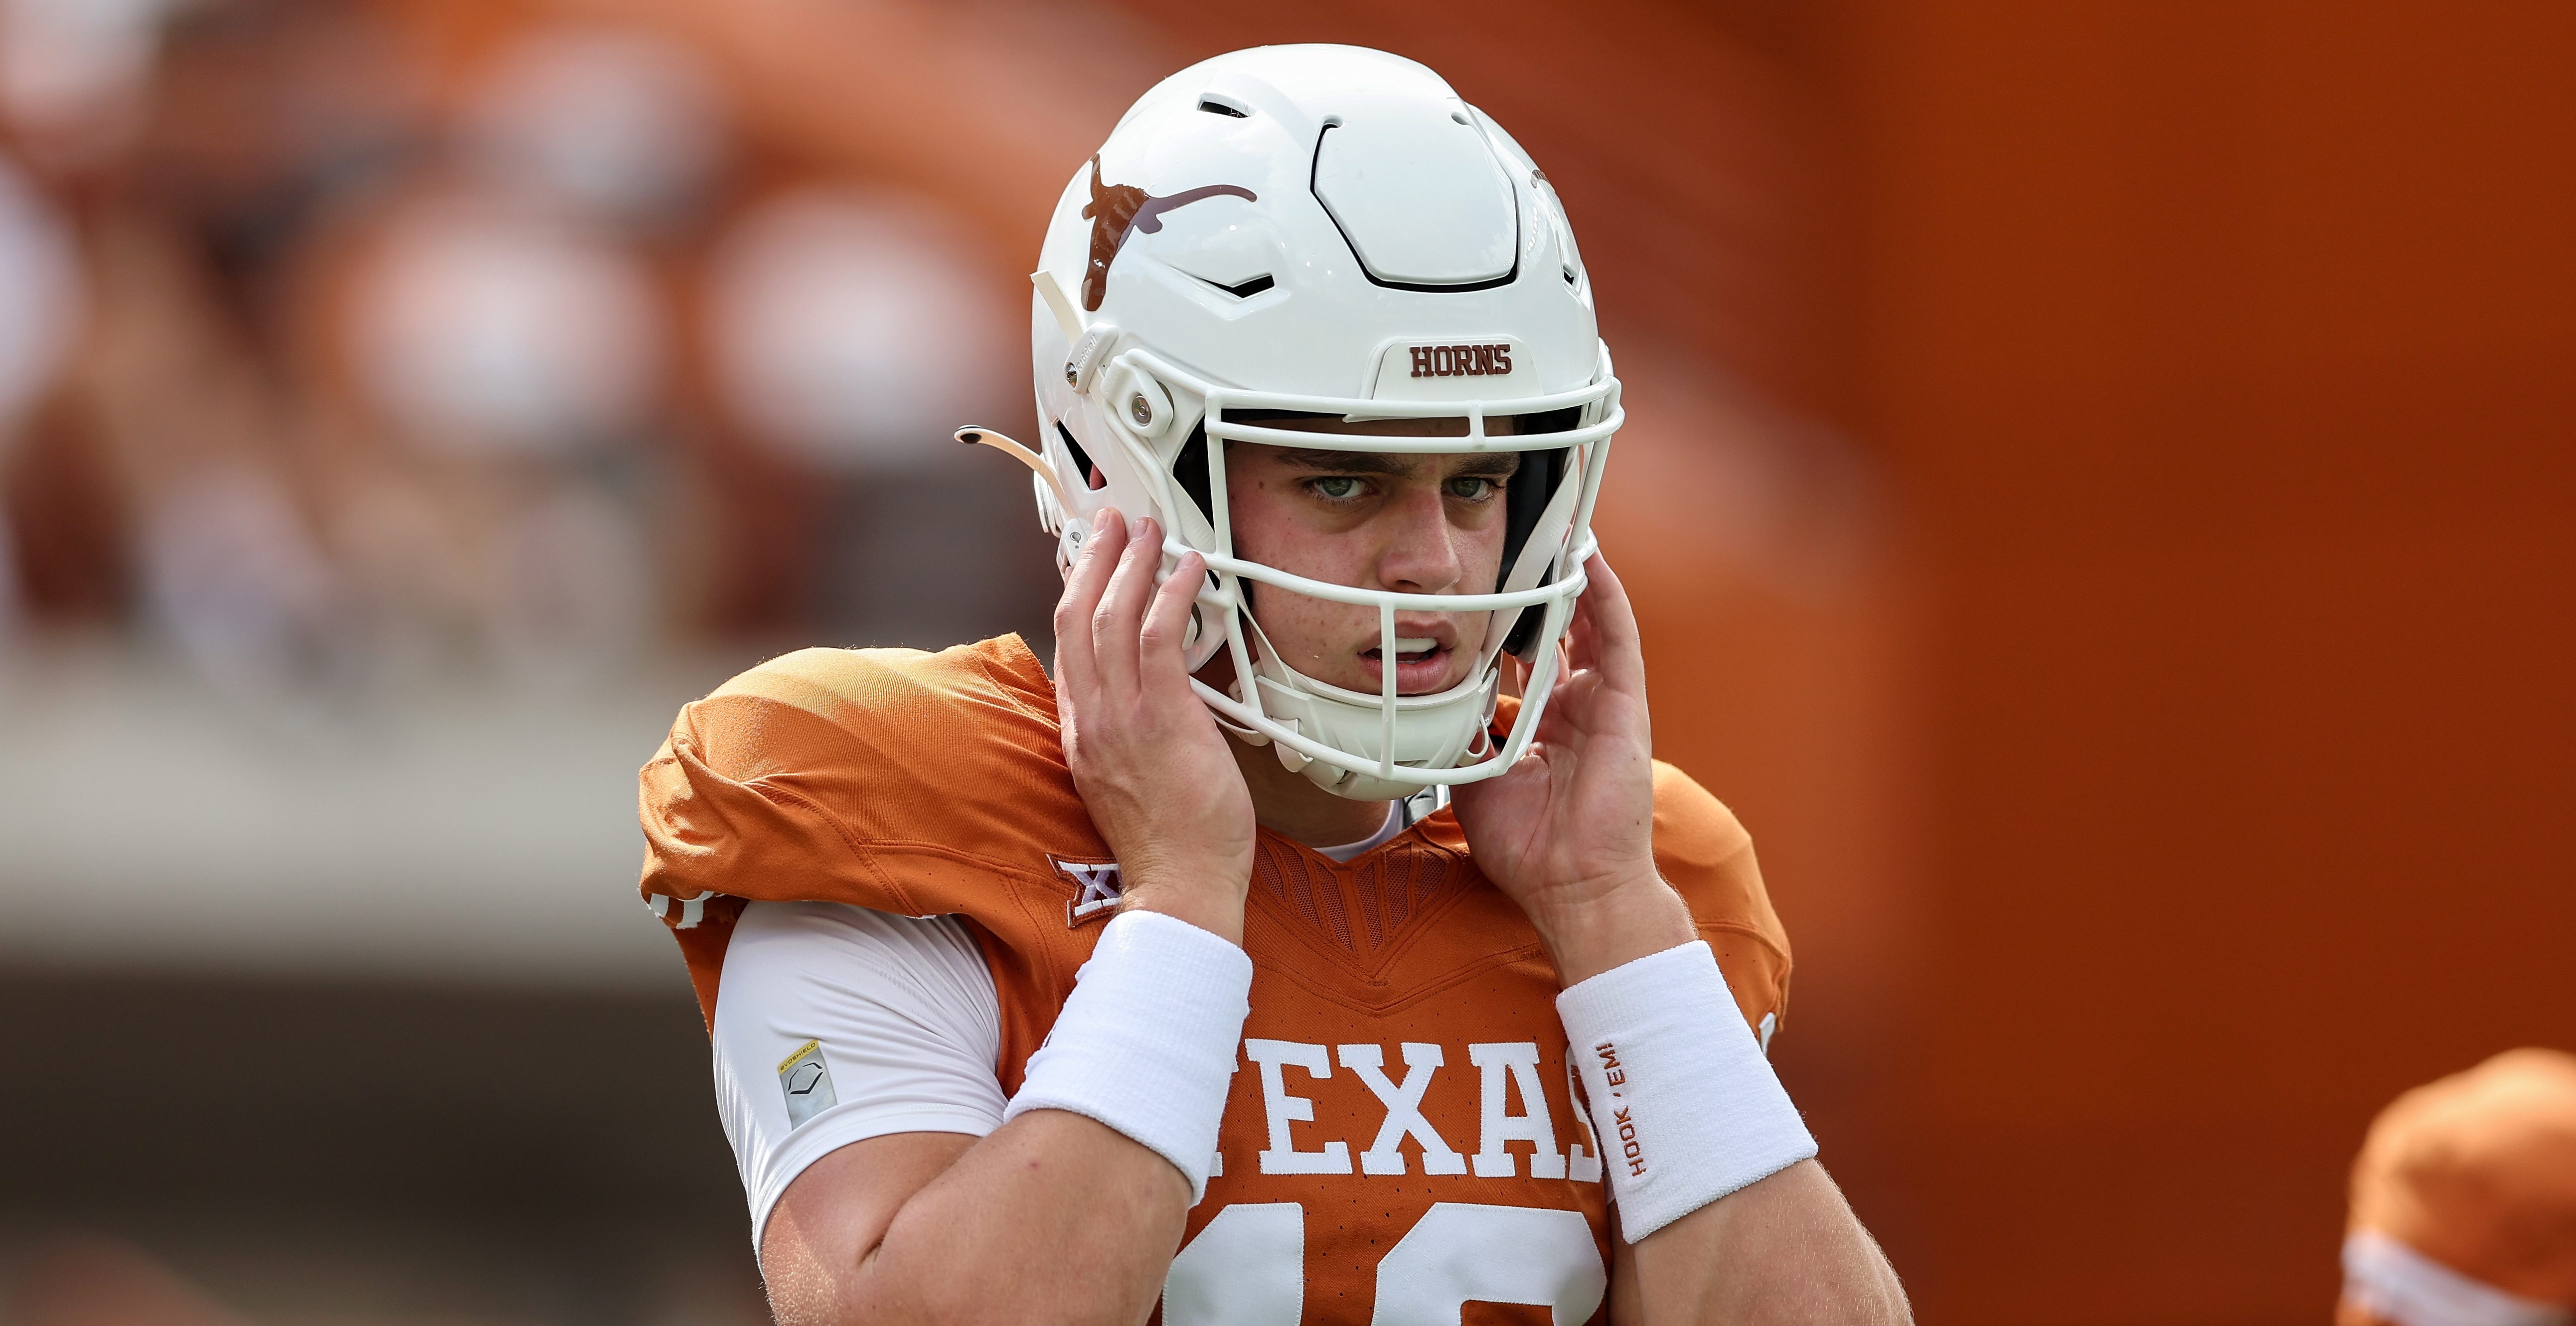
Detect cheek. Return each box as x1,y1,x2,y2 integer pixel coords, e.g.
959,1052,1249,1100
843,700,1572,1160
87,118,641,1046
1464,519,1508,593
1226,472,1353,581
1225,472,1374,661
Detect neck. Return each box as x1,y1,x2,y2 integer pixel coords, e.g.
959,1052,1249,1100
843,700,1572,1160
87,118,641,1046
1231,734,1397,848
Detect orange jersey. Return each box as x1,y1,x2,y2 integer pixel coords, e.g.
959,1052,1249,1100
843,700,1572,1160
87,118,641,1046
2340,1049,2576,1326
638,636,1794,1322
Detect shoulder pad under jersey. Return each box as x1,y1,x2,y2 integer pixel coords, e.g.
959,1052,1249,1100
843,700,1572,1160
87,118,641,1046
1649,761,1795,1041
637,635,1098,917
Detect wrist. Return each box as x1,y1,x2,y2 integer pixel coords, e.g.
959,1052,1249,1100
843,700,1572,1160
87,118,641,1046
1117,869,1249,947
1006,909,1254,1202
1557,941,1816,1239
1528,871,1695,987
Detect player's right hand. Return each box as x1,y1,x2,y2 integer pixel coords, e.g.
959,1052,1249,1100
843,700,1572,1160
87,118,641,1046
1053,509,1257,943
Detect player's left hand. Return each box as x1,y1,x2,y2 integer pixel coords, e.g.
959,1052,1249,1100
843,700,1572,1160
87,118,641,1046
1452,551,1696,985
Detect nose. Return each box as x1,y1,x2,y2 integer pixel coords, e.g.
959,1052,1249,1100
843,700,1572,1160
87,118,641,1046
1373,482,1467,594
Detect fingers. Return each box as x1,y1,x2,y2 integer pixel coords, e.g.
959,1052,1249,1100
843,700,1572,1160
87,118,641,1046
1090,515,1165,697
1565,603,1601,673
1572,552,1647,697
1137,549,1205,699
1052,509,1126,697
1531,670,1599,746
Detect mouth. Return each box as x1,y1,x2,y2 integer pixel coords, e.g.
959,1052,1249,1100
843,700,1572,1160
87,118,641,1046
1358,628,1462,695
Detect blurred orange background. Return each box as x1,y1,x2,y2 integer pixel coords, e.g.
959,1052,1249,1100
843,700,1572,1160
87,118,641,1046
1,2,2569,1324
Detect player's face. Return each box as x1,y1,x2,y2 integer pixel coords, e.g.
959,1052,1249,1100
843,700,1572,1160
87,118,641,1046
1223,417,1521,696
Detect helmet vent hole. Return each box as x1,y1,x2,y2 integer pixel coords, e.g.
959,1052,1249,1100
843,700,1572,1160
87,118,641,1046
1197,95,1251,118
1451,110,1471,125
1198,273,1276,299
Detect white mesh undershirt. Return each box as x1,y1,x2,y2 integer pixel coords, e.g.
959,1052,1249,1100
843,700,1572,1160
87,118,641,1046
709,804,1404,1248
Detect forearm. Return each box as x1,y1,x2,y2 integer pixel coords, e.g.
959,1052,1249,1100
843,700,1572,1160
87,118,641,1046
1623,1161,1909,1326
1543,886,1905,1325
764,1112,1193,1326
764,907,1248,1326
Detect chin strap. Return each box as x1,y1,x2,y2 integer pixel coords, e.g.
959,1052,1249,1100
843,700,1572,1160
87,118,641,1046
956,427,1073,509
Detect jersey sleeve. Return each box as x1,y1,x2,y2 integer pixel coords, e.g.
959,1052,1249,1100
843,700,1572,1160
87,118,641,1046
711,901,1007,1249
638,641,1090,916
639,647,945,915
1648,760,1794,1048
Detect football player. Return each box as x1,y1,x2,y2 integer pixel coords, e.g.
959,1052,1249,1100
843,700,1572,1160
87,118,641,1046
639,45,1908,1324
2338,1049,2576,1326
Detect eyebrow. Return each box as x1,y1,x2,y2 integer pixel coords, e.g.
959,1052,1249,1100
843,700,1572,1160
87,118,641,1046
1271,448,1524,478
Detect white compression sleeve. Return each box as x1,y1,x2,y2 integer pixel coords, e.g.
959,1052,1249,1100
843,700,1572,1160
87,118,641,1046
1559,940,1817,1241
1003,909,1253,1202
712,901,1007,1248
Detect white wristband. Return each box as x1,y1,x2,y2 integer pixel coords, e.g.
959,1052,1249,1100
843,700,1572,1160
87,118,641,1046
1558,940,1817,1241
2343,1230,2574,1326
1003,909,1252,1202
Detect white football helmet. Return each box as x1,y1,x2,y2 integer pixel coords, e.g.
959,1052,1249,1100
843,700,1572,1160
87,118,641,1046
963,44,1619,802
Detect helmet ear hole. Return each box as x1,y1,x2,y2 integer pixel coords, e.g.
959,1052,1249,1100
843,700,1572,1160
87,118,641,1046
1171,423,1215,524
1055,420,1106,491
1180,572,1230,673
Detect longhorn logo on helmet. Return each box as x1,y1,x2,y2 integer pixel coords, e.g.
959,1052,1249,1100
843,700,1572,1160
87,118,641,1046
1079,156,1258,310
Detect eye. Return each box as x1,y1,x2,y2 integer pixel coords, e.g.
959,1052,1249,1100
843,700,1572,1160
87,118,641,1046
1445,476,1501,502
1308,475,1366,502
